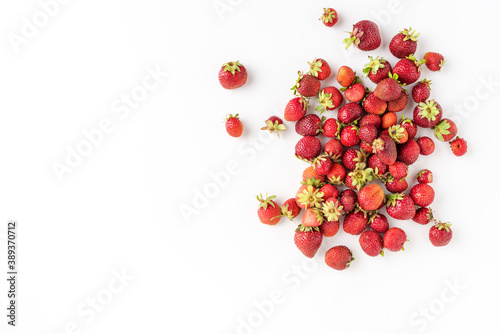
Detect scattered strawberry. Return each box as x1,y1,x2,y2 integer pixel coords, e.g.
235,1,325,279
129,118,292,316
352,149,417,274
302,166,324,183
261,116,286,137
392,55,425,85
324,138,344,159
296,184,324,209
339,189,357,212
308,58,331,80
302,208,325,227
363,56,391,83
316,86,343,113
412,79,431,103
225,114,243,137
320,184,339,200
389,161,408,179
344,82,366,102
410,183,435,207
281,198,301,221
359,124,378,143
218,61,247,89
294,225,322,258
374,77,402,101
397,139,421,165
323,118,342,138
256,193,282,225
429,222,453,247
325,245,354,270
327,162,346,184
360,141,373,153
291,71,321,97
389,27,419,59
381,112,398,129
344,20,381,51
399,116,418,140
416,169,433,183
372,134,397,165
386,193,416,220
383,227,407,252
358,184,385,211
387,90,409,112
369,213,389,233
388,124,409,144
433,118,458,142
296,114,322,136
337,66,355,87
413,100,443,128
338,102,363,124
313,154,333,176
319,8,338,27
295,136,322,161
360,114,382,129
342,148,367,170
343,210,369,235
413,207,434,225
345,168,374,191
424,52,446,72
385,177,408,193
359,230,384,257
320,220,340,237
450,137,468,156
321,197,343,223
284,97,308,122
340,125,360,147
363,92,387,115
368,154,388,175
417,136,435,155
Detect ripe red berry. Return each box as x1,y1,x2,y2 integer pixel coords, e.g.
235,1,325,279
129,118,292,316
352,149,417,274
450,137,468,156
225,114,243,137
325,245,354,270
218,61,247,89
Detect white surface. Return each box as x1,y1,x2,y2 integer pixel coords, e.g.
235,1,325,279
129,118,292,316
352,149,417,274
0,0,499,333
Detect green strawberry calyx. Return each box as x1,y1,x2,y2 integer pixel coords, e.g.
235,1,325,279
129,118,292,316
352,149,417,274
434,221,452,233
363,56,386,76
433,119,451,142
385,193,405,207
261,119,286,138
388,124,406,143
343,28,364,49
280,203,295,221
319,8,336,24
297,185,324,209
296,224,320,233
418,79,432,89
256,192,277,210
418,100,441,121
348,168,374,191
291,71,304,96
406,54,426,72
298,96,310,111
401,27,420,42
322,200,343,222
301,177,325,188
222,61,243,75
316,91,334,114
308,58,324,78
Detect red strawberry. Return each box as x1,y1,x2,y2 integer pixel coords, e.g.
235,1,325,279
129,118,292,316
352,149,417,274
337,66,355,87
383,227,407,252
339,189,357,212
344,83,366,103
296,185,324,210
320,220,340,237
399,116,418,140
338,102,363,124
360,141,373,153
389,161,408,179
363,56,391,83
369,213,389,233
302,208,324,227
342,148,367,170
261,116,286,138
368,154,388,176
284,97,308,122
218,61,247,89
412,79,431,103
388,124,409,144
326,162,346,184
313,154,333,176
374,77,402,102
323,118,342,138
359,230,384,257
429,222,452,247
225,114,243,137
316,86,343,113
386,193,416,220
385,177,408,193
281,198,301,221
295,114,322,136
392,55,425,85
424,52,446,72
360,114,382,129
397,139,421,165
363,92,387,115
417,136,435,156
413,207,434,225
450,137,468,156
413,100,443,128
344,20,381,51
433,118,458,142
256,193,282,225
343,210,368,235
321,197,343,220
295,136,321,161
410,183,435,207
291,72,321,97
320,184,339,200
325,245,354,270
308,58,331,80
358,184,385,211
340,125,360,147
387,90,409,112
324,138,344,159
319,8,338,27
345,168,375,191
416,169,433,184
294,225,322,258
359,124,378,143
389,27,419,59
302,166,324,183
372,134,397,165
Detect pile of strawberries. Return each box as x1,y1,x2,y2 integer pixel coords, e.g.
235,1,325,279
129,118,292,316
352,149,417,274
221,9,465,271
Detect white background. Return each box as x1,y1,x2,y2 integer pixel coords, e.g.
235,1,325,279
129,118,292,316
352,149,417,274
1,0,499,334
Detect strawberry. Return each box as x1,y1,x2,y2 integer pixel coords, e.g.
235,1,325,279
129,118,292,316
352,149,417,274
325,245,354,270
225,114,243,137
416,169,433,184
323,118,342,138
324,138,344,159
360,114,382,129
433,118,458,142
385,177,409,193
360,141,373,154
399,116,418,140
388,124,409,144
296,185,324,210
302,166,324,183
413,207,434,225
413,100,443,128
295,114,322,136
386,193,416,220
284,97,308,122
316,86,343,113
338,102,363,124
308,58,331,80
410,183,435,207
372,134,397,165
337,66,355,87
281,198,301,221
295,136,321,161
294,225,322,258
344,83,365,103
326,162,346,184
261,116,286,138
358,184,385,211
302,208,325,227
389,161,408,179
359,230,384,257
368,154,388,176
313,154,333,176
381,112,397,130
345,168,374,191
218,61,247,89
342,148,367,170
363,92,387,115
321,197,343,221
340,125,360,147
389,27,419,59
291,72,321,97
343,210,368,235
412,79,431,103
429,222,453,247
392,55,425,85
359,124,378,143
450,137,468,156
320,184,339,200
339,189,357,212
319,8,338,27
383,227,407,252
256,193,282,225
363,56,391,83
320,220,340,237
424,52,446,72
374,77,402,102
344,20,381,51
369,213,389,233
397,139,421,165
387,90,409,112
